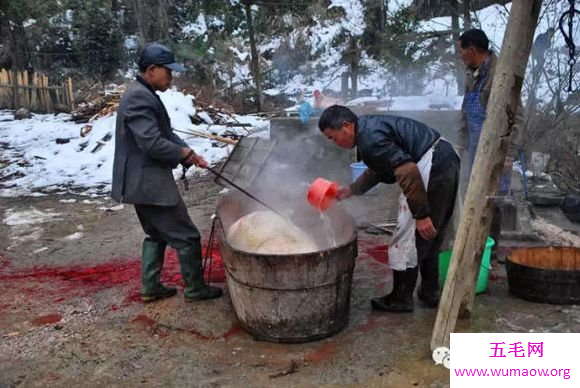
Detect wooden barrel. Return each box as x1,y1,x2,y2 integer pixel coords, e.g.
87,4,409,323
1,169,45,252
216,192,357,343
506,247,580,304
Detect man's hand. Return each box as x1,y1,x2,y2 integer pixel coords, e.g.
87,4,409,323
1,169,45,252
181,148,208,168
336,186,352,201
416,217,437,240
193,155,208,168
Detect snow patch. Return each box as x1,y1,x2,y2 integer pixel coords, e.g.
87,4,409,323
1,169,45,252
3,208,62,227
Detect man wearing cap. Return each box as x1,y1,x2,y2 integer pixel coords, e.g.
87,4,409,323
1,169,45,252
112,43,222,303
318,105,460,312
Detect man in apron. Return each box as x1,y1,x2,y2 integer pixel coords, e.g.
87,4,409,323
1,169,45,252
318,106,460,312
457,29,523,250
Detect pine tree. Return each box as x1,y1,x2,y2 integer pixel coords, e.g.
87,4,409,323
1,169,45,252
71,0,123,82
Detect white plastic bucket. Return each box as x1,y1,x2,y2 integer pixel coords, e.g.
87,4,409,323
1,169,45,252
350,162,378,195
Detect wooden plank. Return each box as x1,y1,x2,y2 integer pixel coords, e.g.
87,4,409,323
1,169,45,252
0,70,4,106
23,71,30,109
42,74,49,112
45,75,53,112
30,73,39,111
0,70,6,107
561,247,575,271
14,71,21,109
55,87,61,110
551,246,563,270
10,70,15,110
62,84,68,110
67,78,74,111
430,0,542,351
529,248,543,268
20,71,26,108
38,74,44,112
41,74,48,112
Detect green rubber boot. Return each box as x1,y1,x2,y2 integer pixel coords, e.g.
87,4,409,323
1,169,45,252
140,238,177,303
177,245,223,302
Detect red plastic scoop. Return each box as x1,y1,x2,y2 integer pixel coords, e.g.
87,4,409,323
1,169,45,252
307,177,338,211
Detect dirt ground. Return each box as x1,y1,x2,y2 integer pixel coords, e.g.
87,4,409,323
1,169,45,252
1,174,579,388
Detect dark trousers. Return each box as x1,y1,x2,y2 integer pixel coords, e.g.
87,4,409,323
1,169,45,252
134,197,201,250
415,140,460,282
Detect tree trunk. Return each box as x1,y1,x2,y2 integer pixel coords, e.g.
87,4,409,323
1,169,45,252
451,1,465,95
431,0,543,351
463,0,472,29
379,0,386,32
244,0,263,112
132,0,169,45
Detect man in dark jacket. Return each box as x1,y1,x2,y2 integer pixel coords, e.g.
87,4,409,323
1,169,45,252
319,105,460,312
112,43,222,303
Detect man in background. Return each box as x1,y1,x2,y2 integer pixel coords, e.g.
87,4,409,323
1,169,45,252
457,29,524,250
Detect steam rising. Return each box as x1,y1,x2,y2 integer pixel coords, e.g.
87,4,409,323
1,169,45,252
218,125,356,252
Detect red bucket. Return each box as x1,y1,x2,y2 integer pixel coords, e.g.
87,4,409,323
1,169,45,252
307,177,338,211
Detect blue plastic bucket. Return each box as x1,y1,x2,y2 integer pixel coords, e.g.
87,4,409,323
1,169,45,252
350,162,378,195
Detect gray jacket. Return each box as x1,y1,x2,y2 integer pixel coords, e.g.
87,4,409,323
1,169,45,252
111,77,188,206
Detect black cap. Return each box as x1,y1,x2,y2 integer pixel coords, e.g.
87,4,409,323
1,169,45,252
138,43,186,72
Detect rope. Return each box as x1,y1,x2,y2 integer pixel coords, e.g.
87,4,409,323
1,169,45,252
559,0,580,92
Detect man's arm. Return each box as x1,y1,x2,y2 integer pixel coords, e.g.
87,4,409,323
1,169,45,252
168,130,189,148
349,168,381,195
393,162,430,219
365,134,431,219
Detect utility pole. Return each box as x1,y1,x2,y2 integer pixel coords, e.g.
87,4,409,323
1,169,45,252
243,0,263,112
431,0,543,351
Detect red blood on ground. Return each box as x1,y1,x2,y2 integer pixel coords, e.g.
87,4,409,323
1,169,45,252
31,313,62,326
130,313,243,341
357,317,380,333
0,244,225,311
304,341,338,363
131,314,157,328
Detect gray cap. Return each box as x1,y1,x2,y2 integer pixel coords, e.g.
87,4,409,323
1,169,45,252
138,43,186,72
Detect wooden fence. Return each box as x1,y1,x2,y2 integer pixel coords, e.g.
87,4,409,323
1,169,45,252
0,69,74,113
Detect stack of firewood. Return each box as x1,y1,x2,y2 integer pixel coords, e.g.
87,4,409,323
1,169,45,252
71,89,124,123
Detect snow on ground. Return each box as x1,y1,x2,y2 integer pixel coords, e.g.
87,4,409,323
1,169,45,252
3,207,62,226
3,207,63,249
0,88,269,197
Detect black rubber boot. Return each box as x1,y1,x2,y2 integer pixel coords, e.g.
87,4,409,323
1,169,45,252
177,245,223,302
371,267,418,313
418,257,440,308
140,238,177,303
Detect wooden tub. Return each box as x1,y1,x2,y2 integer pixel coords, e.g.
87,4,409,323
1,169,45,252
506,247,580,304
216,191,358,343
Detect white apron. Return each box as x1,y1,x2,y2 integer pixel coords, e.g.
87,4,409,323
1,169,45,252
388,146,435,271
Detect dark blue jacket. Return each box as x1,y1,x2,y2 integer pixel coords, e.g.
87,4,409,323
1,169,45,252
356,115,440,184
